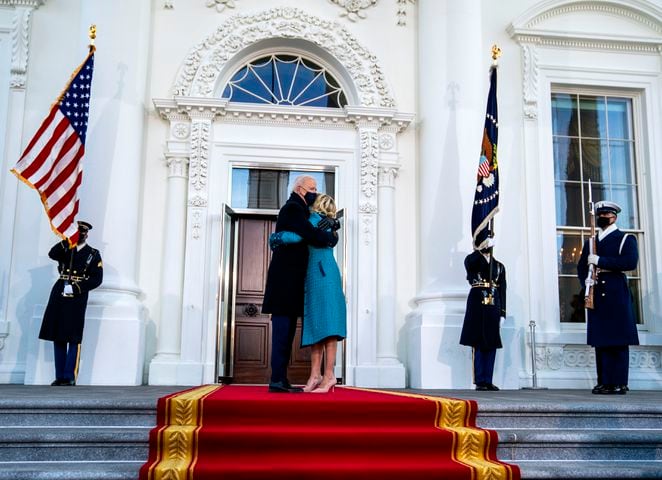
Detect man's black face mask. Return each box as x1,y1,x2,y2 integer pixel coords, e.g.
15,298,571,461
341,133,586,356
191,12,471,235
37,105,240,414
597,216,612,229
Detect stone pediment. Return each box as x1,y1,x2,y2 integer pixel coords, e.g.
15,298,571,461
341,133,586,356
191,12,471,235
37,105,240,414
508,0,662,50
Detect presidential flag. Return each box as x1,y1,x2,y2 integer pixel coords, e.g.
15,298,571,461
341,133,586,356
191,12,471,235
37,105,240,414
11,49,95,247
471,65,499,250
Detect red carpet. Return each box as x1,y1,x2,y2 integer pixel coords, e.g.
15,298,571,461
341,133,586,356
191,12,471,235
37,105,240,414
140,385,519,480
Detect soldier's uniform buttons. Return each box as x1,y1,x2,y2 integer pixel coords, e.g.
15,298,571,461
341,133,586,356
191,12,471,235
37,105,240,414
601,293,606,297
601,281,605,284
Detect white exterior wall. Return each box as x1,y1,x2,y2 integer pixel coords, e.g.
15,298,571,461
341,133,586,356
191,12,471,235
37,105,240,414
0,0,660,388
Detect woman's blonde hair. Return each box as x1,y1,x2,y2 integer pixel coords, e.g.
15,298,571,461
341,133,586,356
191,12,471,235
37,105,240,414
312,193,337,218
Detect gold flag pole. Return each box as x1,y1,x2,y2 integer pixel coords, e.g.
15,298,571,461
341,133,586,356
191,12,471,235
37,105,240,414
491,44,502,66
88,24,97,53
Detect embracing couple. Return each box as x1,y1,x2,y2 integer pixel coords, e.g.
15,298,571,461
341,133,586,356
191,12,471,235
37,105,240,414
262,175,346,394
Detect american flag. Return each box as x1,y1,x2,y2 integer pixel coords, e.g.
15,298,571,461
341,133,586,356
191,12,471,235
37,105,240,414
471,65,499,250
11,50,95,247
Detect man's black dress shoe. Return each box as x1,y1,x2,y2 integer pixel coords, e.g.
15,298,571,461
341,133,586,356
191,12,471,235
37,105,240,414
475,383,489,391
60,379,76,386
485,383,500,391
50,379,63,386
268,381,303,393
591,384,606,394
612,385,627,395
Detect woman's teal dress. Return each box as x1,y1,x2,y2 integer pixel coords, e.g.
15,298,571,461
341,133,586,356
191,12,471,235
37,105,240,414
270,212,346,347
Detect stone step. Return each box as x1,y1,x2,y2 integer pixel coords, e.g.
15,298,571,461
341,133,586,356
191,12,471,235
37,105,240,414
496,428,662,461
0,462,141,480
516,460,662,479
0,427,149,462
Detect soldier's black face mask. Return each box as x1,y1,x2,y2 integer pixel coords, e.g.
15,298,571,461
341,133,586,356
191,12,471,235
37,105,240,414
597,216,612,229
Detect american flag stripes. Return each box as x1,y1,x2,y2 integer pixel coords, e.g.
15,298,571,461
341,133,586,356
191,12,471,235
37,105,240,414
471,65,499,250
11,50,95,247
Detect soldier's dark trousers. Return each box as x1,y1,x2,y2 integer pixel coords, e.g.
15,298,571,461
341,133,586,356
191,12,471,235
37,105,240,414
473,348,496,385
54,341,79,381
270,315,298,383
595,346,629,386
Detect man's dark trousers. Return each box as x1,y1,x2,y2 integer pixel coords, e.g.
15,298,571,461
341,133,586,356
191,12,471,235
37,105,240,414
596,346,629,386
54,341,79,381
270,315,298,383
473,348,496,385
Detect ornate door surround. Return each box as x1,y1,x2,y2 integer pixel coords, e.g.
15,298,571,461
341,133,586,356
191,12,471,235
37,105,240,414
149,7,413,387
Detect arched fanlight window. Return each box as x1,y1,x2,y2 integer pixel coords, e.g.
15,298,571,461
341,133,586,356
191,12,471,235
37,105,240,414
221,54,348,108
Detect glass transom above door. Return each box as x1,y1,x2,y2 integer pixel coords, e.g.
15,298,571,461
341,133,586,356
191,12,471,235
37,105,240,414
231,168,336,210
221,54,348,108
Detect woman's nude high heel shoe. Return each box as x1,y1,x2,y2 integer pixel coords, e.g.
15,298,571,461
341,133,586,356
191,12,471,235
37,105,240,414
311,379,337,393
303,376,322,393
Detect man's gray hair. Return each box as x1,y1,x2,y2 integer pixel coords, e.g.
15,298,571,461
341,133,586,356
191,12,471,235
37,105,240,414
292,175,315,192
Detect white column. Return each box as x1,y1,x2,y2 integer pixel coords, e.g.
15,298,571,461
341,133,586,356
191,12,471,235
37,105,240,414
148,150,189,385
406,0,483,388
375,159,406,387
70,0,151,385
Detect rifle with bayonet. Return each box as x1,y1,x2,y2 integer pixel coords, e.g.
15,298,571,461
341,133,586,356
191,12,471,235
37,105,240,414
584,180,597,310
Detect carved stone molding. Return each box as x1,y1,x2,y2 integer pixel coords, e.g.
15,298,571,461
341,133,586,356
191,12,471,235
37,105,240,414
172,7,395,108
10,6,32,88
521,42,539,120
396,0,416,27
535,344,662,371
361,215,373,245
188,195,207,207
189,121,210,192
378,166,398,188
0,1,44,7
359,129,379,198
165,156,189,178
378,132,395,151
0,321,9,351
329,0,378,22
163,0,173,8
206,0,236,13
359,202,377,214
171,122,190,140
191,209,202,239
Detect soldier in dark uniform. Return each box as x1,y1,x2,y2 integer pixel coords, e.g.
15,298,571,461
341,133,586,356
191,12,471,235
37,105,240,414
459,240,507,391
40,221,103,386
262,176,338,393
578,201,638,395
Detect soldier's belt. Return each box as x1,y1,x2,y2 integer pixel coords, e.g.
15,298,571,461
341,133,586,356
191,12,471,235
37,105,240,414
471,282,498,288
59,274,87,282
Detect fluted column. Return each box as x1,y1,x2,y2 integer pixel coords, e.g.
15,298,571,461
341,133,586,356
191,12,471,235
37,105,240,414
70,0,152,385
148,151,189,384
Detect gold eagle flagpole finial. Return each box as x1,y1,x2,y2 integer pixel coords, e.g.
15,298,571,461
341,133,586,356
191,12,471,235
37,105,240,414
491,44,502,66
88,24,96,52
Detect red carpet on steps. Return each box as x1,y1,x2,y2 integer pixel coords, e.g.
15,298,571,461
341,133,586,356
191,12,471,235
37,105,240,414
140,384,519,480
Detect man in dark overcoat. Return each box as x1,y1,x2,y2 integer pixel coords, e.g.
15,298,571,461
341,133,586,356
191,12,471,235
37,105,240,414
578,201,639,395
40,221,103,386
459,241,506,391
262,176,338,393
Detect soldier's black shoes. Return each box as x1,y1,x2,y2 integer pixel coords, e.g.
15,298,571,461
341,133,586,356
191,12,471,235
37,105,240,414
268,380,303,393
50,379,76,386
593,384,627,395
475,383,499,391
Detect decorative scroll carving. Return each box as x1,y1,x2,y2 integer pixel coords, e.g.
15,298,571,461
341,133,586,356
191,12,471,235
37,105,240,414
188,195,207,207
189,122,209,192
10,7,31,88
205,0,236,13
396,0,416,26
329,0,378,22
359,129,379,197
535,345,662,371
173,7,395,108
521,42,539,120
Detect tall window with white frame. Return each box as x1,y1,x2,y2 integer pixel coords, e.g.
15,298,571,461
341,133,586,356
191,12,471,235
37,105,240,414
552,92,643,325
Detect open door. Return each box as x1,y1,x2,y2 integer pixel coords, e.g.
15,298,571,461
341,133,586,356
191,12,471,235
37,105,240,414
216,204,238,383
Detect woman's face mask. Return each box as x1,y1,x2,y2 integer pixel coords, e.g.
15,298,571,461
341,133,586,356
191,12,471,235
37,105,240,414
304,191,318,206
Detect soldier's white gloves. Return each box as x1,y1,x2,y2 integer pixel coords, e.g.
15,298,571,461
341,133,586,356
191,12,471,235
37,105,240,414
500,316,505,327
485,237,495,248
584,277,595,287
63,283,73,295
587,254,599,266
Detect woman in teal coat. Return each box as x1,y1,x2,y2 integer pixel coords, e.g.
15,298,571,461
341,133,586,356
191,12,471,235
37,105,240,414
270,194,346,393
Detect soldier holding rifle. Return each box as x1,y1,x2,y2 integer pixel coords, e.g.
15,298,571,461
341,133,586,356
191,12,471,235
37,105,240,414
577,194,639,395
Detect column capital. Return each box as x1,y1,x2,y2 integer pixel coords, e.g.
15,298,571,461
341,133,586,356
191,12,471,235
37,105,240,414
378,165,399,188
165,154,189,178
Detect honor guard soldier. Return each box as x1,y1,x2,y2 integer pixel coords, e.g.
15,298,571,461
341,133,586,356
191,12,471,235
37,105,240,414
39,221,103,386
578,201,639,395
459,239,507,391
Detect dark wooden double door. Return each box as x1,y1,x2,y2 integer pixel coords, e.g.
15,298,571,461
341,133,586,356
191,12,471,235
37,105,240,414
230,217,310,384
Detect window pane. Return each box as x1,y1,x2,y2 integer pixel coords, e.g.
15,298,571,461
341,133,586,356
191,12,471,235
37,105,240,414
581,139,609,184
555,182,583,227
607,98,632,140
611,185,638,229
553,137,581,181
609,140,634,185
231,168,335,209
579,96,607,138
551,93,578,136
557,233,583,274
559,276,585,323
